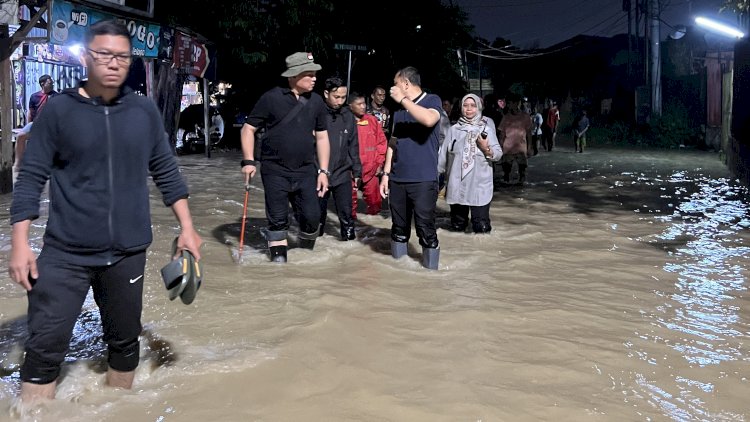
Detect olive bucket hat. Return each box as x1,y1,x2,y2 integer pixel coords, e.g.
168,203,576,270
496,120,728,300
281,52,322,77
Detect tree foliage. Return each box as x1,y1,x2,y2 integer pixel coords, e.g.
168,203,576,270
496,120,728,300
720,0,750,31
154,0,473,106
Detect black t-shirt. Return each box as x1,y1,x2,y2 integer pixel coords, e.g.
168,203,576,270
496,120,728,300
245,87,328,177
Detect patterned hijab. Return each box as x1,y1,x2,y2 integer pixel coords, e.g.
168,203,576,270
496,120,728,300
456,94,486,179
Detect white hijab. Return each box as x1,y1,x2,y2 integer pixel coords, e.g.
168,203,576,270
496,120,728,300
456,94,486,179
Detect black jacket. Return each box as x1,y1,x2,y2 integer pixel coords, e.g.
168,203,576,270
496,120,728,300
11,86,189,265
325,105,361,187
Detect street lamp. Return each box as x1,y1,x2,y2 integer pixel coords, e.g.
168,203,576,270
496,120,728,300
695,16,745,39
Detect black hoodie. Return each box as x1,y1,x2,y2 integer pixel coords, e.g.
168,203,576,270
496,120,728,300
11,86,189,265
324,105,361,187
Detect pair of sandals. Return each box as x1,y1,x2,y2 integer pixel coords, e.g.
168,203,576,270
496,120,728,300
160,237,202,305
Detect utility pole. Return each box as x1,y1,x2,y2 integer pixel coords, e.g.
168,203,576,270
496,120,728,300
626,0,632,82
478,53,482,98
650,0,661,116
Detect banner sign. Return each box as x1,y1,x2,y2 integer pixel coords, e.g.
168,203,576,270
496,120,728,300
50,0,160,58
173,31,210,78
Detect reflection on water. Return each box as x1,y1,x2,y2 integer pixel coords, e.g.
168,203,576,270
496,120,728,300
0,148,748,421
630,174,749,421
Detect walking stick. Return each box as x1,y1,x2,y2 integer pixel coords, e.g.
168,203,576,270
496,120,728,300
238,183,250,263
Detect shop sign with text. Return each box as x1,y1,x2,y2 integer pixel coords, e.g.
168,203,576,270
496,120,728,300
173,31,209,78
50,0,160,58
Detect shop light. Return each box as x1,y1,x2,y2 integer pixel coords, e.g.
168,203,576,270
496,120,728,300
695,16,745,39
68,43,84,56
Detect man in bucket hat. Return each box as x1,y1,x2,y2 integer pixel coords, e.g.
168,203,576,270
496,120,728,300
240,52,331,262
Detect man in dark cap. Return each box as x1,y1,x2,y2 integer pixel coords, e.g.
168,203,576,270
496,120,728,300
240,52,331,263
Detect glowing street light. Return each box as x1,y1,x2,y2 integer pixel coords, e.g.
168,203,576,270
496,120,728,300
695,16,745,39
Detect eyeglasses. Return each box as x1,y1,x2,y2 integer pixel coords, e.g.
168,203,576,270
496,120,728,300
87,49,132,65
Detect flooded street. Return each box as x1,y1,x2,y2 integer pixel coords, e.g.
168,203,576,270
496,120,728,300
0,145,748,421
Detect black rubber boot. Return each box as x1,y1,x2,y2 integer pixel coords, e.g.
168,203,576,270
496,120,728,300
391,241,407,259
269,245,287,263
298,230,318,250
341,225,356,241
298,239,316,250
472,221,492,234
421,247,440,270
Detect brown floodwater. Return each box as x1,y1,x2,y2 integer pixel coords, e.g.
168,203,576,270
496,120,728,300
0,145,748,421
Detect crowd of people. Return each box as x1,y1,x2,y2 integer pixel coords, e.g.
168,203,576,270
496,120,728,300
7,27,591,404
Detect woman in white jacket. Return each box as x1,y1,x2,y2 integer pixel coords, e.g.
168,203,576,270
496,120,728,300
438,93,502,233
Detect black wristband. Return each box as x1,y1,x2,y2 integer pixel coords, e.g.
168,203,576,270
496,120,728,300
241,159,259,167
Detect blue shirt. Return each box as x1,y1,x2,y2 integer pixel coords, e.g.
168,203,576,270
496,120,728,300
391,93,441,183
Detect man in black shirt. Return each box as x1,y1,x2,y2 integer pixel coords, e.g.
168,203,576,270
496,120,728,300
27,74,58,122
240,52,331,263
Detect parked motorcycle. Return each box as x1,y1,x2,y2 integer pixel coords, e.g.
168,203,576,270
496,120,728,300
177,113,224,155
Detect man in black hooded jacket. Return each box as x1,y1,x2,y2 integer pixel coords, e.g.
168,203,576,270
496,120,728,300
319,77,361,240
8,20,202,403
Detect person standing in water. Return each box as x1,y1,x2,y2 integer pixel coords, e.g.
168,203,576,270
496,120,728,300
8,20,202,404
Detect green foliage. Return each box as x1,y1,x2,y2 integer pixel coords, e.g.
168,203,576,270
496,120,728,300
155,0,472,101
644,105,697,148
588,105,699,149
588,121,634,146
719,0,750,31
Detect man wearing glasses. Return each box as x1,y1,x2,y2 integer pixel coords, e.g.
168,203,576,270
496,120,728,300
27,74,58,122
9,19,202,404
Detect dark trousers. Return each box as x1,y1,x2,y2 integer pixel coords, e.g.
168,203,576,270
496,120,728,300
531,134,540,155
450,203,492,233
262,172,321,236
388,180,439,248
320,181,355,230
21,249,145,384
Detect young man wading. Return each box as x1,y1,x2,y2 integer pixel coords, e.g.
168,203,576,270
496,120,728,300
8,20,202,404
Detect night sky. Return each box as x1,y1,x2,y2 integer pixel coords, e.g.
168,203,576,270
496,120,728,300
455,0,728,48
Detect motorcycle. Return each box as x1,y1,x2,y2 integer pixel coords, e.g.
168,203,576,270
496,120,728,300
177,113,224,155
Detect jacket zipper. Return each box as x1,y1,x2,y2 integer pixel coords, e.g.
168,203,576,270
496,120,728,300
105,106,114,265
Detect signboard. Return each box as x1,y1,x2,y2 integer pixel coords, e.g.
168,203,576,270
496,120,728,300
334,43,367,52
50,0,160,58
77,0,154,18
173,31,209,78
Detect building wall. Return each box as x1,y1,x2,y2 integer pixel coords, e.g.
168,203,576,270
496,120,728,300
730,40,750,186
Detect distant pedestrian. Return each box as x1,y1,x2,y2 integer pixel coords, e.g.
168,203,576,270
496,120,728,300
13,122,33,170
27,74,58,122
367,85,391,137
542,100,560,151
573,110,590,153
498,93,532,184
530,106,543,156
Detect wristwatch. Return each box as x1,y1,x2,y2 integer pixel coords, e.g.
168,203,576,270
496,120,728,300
240,159,259,167
317,168,331,177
